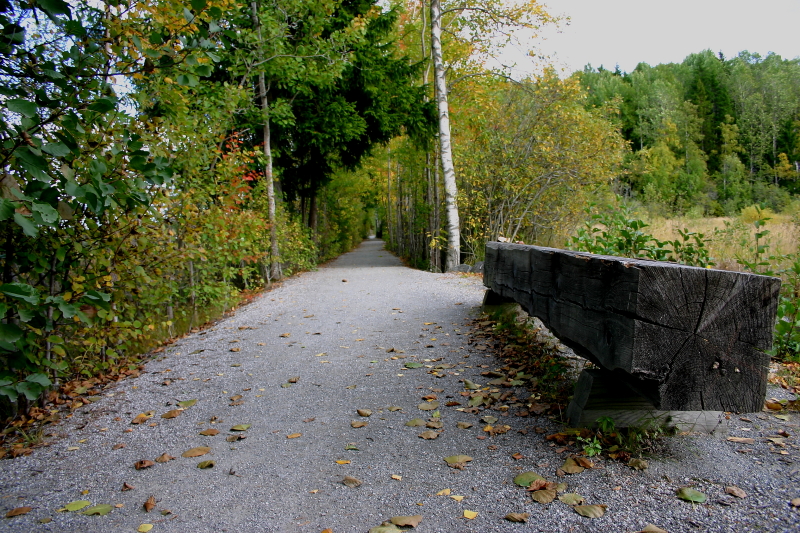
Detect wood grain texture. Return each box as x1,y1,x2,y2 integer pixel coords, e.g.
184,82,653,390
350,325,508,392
484,242,781,412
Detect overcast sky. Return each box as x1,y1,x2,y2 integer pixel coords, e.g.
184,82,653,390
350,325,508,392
504,0,800,75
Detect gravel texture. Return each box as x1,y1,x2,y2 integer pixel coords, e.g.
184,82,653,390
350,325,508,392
0,238,799,532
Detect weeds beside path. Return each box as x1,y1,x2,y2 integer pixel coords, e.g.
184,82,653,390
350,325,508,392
0,240,798,532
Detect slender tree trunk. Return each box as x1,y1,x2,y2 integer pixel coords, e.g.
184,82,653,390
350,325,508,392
251,1,282,280
386,149,392,247
430,0,460,270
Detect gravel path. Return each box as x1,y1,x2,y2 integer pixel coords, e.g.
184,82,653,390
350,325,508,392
1,239,798,532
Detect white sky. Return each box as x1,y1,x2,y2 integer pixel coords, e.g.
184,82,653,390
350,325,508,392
506,0,800,75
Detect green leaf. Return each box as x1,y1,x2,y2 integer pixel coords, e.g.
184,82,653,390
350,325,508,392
443,454,473,465
463,379,481,390
513,471,545,487
573,504,606,518
26,373,51,387
81,504,113,516
190,0,207,11
32,202,59,225
36,0,71,16
41,142,71,157
194,65,212,77
6,99,37,118
13,213,38,236
0,323,23,343
230,424,251,431
16,381,44,401
63,500,91,512
0,386,19,403
0,198,14,221
676,487,706,503
177,399,197,408
88,98,117,113
0,283,39,304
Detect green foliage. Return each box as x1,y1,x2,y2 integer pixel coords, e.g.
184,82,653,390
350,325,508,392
568,202,715,267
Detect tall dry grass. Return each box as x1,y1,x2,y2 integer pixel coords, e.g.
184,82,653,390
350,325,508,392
645,211,799,273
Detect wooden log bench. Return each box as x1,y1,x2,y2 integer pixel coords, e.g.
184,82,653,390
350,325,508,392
483,242,781,430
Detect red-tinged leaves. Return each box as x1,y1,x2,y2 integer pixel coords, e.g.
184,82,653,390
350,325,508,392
511,452,524,460
143,496,156,512
5,507,32,518
134,460,155,470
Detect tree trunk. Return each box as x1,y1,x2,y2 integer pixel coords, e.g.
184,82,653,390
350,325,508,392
430,0,460,271
251,1,282,281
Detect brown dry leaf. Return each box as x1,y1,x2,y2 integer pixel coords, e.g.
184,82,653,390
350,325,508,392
230,347,240,352
391,474,402,481
230,395,243,402
561,457,585,475
574,504,606,518
504,512,529,523
418,401,439,411
279,333,290,338
640,525,668,533
426,420,443,429
727,436,755,444
113,443,126,450
122,482,135,491
287,433,302,439
181,446,211,458
336,460,351,465
155,453,175,463
357,409,372,417
226,435,245,442
457,422,473,429
199,428,220,436
343,476,362,488
436,489,451,496
161,409,182,419
531,489,557,504
422,394,437,401
321,529,332,533
574,456,594,469
303,418,316,423
445,401,461,407
351,421,368,428
197,460,215,469
725,486,747,498
791,497,800,507
131,412,154,424
5,507,32,518
511,452,524,460
134,460,155,470
627,458,648,470
765,400,783,410
390,515,422,527
450,495,464,502
143,496,156,513
418,430,439,440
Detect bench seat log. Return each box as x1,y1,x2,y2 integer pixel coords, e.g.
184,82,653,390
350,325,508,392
483,242,781,412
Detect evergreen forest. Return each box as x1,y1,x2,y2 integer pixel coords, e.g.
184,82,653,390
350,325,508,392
1,0,799,417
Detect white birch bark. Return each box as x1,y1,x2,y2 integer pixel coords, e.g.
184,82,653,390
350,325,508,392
430,0,461,271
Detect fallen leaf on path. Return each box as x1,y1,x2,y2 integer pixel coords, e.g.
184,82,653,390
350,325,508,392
134,460,155,470
627,458,648,470
531,489,557,504
574,504,606,518
143,496,156,512
155,453,175,463
450,495,464,502
481,415,498,424
405,362,424,369
197,460,215,469
280,333,290,338
463,379,480,390
177,399,197,408
230,347,240,352
388,406,402,412
336,460,351,464
727,436,755,444
558,493,585,505
676,487,707,503
131,412,154,424
5,507,32,518
436,489,451,496
457,422,473,429
81,504,113,516
463,510,478,519
351,421,368,428
390,515,422,527
513,471,545,487
303,418,316,423
288,377,300,383
287,433,302,439
791,497,800,507
561,457,585,474
391,474,402,480
725,486,747,498
357,409,372,417
200,428,220,436
765,400,783,410
62,500,91,512
138,524,153,532
511,452,524,460
231,424,251,431
640,525,668,533
181,447,210,458
505,512,529,522
405,418,426,427
122,483,135,491
368,524,403,533
444,455,473,469
113,443,125,450
343,476,362,488
226,435,245,442
418,430,439,440
418,401,439,411
230,395,243,402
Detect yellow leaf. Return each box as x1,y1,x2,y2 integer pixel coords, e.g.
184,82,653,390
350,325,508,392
391,474,402,480
463,510,478,519
287,433,301,439
450,495,464,502
336,460,351,464
436,488,451,496
138,524,153,532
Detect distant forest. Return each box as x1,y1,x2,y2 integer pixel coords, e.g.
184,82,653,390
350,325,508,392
578,50,800,215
